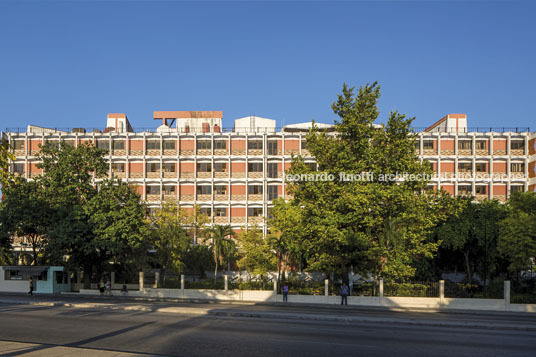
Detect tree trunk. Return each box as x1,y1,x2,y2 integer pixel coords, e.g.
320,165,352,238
83,263,92,289
463,250,472,285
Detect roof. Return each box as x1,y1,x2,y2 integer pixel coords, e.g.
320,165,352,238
153,111,223,119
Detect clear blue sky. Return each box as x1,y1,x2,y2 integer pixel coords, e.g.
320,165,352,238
1,0,534,131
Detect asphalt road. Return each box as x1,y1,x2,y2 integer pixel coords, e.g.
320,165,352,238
0,296,535,356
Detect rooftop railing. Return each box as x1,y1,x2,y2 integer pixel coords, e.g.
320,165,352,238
413,127,531,133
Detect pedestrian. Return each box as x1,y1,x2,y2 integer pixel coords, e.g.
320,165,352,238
105,279,112,296
121,284,128,296
282,283,289,302
28,277,34,296
341,282,349,305
98,280,105,296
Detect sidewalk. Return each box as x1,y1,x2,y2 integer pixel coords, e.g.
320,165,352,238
1,292,535,331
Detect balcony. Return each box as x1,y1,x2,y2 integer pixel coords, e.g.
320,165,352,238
231,194,246,201
163,171,177,178
146,171,160,179
197,194,212,202
197,172,212,179
248,172,263,179
163,195,176,202
163,149,177,156
179,149,194,156
231,217,246,223
180,194,194,201
214,149,228,156
231,172,246,178
197,149,212,156
214,171,228,178
146,194,161,202
214,216,228,224
180,172,194,179
214,194,228,201
231,149,246,156
248,194,263,201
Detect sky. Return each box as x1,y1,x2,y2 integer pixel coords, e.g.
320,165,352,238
0,0,535,131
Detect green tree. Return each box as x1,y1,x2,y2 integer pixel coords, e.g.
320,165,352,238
206,225,235,282
436,198,507,284
281,83,454,282
150,203,193,285
238,225,276,278
0,179,52,265
0,137,15,188
498,192,536,279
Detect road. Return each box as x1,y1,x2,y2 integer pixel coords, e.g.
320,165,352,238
0,294,535,356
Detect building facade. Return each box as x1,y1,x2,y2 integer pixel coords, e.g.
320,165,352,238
3,111,535,237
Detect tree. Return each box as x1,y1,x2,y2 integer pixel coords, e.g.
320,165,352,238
280,83,454,282
237,225,276,279
436,198,507,284
0,179,53,265
150,203,193,285
206,225,235,282
498,192,536,279
0,137,15,189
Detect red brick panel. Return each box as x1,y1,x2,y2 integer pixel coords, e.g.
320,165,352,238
493,185,507,195
284,140,300,150
493,139,507,150
180,139,195,150
529,162,535,178
493,162,507,172
129,139,144,150
231,139,246,150
440,162,455,172
440,185,454,195
231,162,246,172
529,138,536,155
180,185,194,195
231,185,246,195
440,139,455,150
231,207,246,217
130,162,143,173
30,140,42,152
180,162,194,172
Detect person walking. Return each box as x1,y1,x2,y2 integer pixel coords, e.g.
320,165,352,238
98,280,105,296
282,283,289,302
341,282,349,305
28,277,34,296
105,279,112,296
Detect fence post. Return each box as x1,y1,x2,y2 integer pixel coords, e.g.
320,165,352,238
224,275,228,291
504,280,511,311
324,279,329,297
181,274,185,291
439,280,445,307
379,279,384,305
154,272,159,289
273,276,278,301
139,271,144,291
111,272,115,287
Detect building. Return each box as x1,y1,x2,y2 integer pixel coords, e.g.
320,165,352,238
2,112,535,238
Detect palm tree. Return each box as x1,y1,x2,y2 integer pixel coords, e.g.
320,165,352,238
206,225,236,282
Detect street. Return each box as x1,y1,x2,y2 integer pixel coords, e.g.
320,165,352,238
0,295,535,356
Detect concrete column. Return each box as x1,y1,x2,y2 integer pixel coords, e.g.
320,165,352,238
224,275,228,291
139,271,144,291
110,272,115,286
154,272,159,289
181,274,185,291
379,279,384,298
324,279,329,297
504,280,511,311
273,276,278,297
439,280,445,301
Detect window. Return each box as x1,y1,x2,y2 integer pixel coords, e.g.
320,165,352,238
197,163,212,172
458,185,472,195
305,162,317,171
511,141,524,150
267,141,278,155
248,207,263,217
458,163,472,172
511,186,523,194
63,140,75,147
146,186,160,195
112,163,125,172
215,207,227,217
14,140,24,150
113,140,125,150
248,141,262,150
214,162,227,172
146,141,160,150
248,162,263,172
163,162,176,172
146,163,160,172
475,186,487,195
267,163,278,178
197,140,212,150
414,141,420,150
14,163,24,174
301,140,307,150
476,140,487,150
458,141,472,150
96,140,109,150
423,140,434,150
475,163,487,172
268,185,278,200
511,163,524,172
200,207,212,216
214,185,227,195
214,140,227,150
248,185,263,195
197,186,212,195
163,185,175,195
163,140,175,150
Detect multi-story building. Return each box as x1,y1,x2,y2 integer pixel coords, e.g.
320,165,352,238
2,111,535,238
